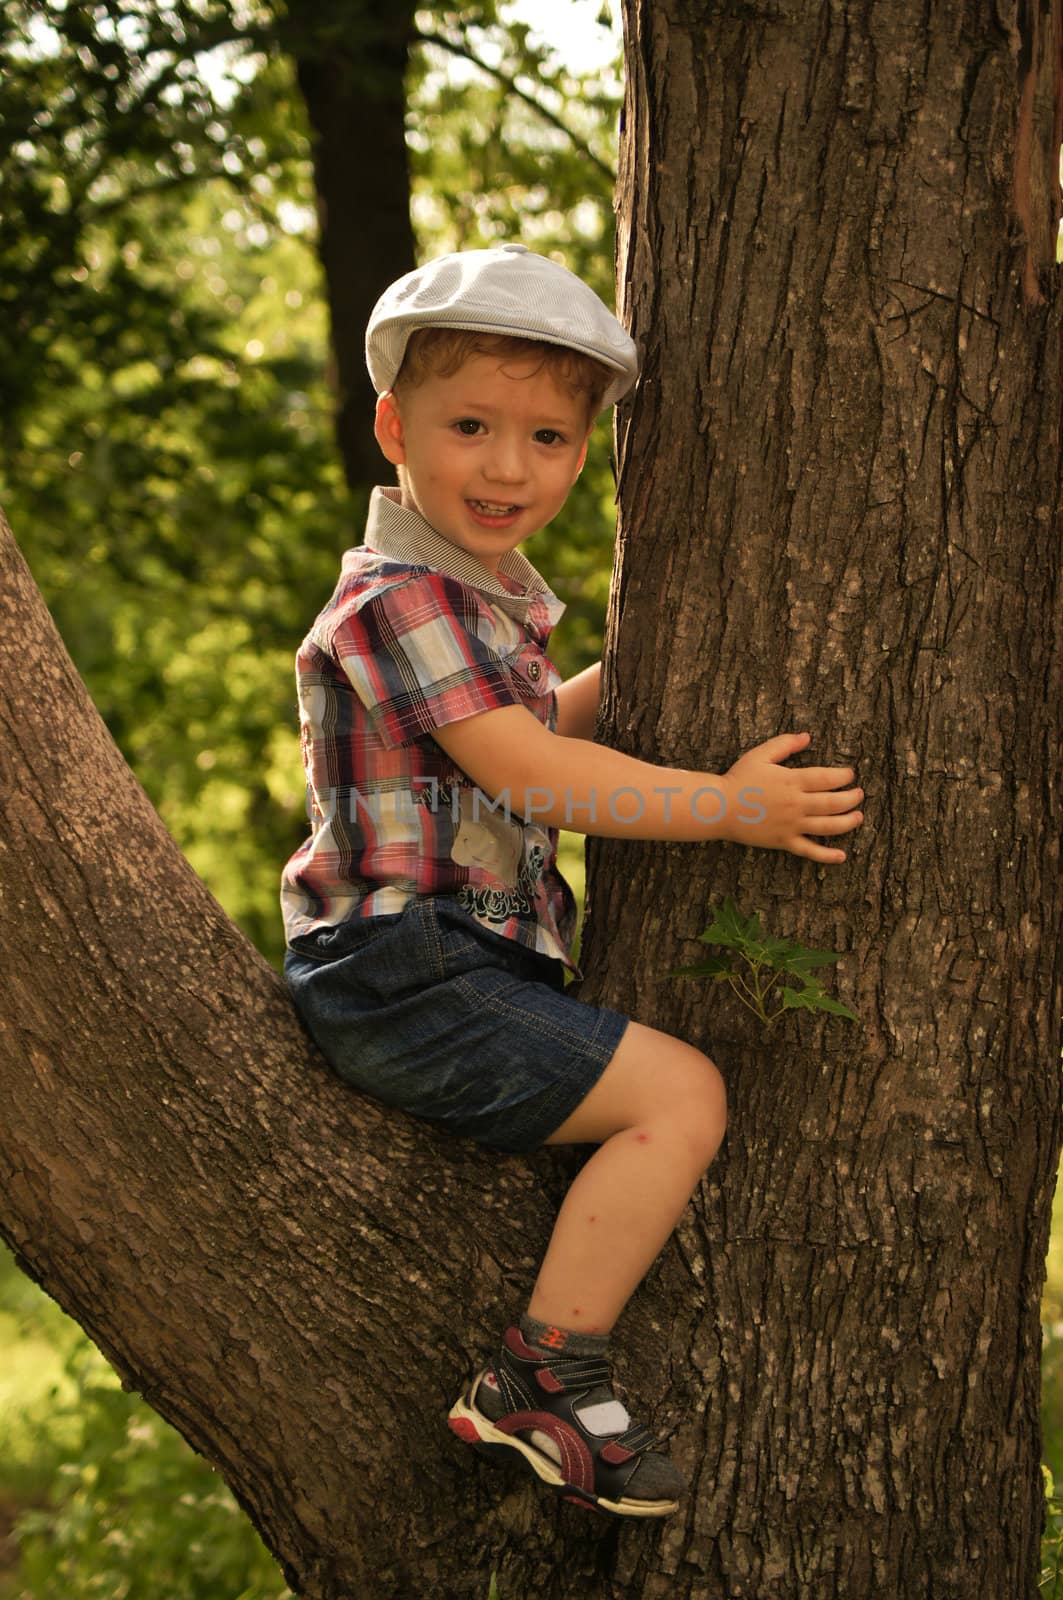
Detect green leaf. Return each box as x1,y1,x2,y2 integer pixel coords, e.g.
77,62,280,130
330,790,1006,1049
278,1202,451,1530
774,945,843,973
668,955,733,980
753,934,795,964
778,985,824,1012
779,985,858,1020
696,895,762,951
674,900,858,1029
809,994,860,1020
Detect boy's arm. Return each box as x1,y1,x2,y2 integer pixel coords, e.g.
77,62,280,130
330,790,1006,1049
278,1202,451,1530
431,705,864,863
554,662,601,741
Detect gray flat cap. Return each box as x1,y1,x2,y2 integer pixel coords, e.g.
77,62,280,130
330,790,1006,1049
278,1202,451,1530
365,243,639,408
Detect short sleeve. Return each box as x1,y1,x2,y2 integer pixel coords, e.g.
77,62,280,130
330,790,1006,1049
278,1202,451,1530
332,573,528,749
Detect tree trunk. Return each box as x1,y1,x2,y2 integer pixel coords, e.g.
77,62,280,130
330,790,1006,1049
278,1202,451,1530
292,0,418,495
575,2,1063,1596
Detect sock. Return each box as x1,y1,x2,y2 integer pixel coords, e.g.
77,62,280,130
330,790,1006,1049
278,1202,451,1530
518,1311,609,1360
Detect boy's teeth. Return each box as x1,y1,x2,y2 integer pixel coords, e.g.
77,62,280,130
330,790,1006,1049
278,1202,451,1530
470,499,517,513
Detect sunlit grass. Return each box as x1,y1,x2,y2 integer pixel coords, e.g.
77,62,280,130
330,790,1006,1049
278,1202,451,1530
0,1264,83,1496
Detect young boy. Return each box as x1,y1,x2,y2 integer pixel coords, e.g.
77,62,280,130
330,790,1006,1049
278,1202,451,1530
281,243,864,1518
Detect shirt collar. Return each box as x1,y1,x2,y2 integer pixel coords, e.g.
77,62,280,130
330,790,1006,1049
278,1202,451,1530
363,487,565,627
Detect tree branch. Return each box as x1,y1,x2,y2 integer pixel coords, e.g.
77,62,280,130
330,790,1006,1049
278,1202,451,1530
413,26,618,186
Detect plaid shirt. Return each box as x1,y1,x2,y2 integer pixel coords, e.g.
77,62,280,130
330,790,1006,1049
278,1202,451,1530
280,487,580,970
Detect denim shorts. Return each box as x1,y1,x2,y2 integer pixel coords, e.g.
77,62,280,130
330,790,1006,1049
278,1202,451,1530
284,895,630,1154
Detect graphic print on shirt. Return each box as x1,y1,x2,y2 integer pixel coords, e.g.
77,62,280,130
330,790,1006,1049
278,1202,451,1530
457,834,549,925
450,787,522,884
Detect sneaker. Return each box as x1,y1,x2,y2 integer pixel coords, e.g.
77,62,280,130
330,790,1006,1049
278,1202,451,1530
447,1326,685,1517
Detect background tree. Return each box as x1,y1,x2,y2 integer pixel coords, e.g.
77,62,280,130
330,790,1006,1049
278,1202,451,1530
290,0,419,491
575,0,1063,1594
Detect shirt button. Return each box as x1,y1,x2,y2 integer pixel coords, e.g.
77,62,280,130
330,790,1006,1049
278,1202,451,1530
527,660,542,681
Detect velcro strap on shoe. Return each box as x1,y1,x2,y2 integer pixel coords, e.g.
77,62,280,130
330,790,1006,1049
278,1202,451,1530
614,1422,656,1455
536,1358,612,1394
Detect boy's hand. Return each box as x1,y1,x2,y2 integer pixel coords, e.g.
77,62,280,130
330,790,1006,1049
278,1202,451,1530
724,731,863,863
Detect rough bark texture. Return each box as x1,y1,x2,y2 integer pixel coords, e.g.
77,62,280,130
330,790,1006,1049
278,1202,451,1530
293,0,417,494
574,2,1063,1596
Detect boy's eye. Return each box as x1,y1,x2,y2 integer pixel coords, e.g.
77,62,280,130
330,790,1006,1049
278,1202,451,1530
534,429,565,446
454,419,483,436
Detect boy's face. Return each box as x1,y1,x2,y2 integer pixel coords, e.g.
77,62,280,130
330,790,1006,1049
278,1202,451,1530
374,352,591,575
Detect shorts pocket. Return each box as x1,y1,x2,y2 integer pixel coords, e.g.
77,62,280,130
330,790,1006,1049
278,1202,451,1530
287,911,406,965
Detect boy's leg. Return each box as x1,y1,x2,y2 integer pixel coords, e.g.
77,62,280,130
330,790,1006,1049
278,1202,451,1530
449,1021,725,1516
529,1019,727,1334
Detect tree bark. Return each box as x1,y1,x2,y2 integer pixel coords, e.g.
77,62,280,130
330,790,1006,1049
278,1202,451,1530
291,0,418,495
575,2,1063,1596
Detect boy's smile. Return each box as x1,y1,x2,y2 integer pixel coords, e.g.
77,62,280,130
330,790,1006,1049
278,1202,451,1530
374,353,591,575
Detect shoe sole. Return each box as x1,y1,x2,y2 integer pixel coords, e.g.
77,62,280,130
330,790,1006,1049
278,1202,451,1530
446,1382,680,1519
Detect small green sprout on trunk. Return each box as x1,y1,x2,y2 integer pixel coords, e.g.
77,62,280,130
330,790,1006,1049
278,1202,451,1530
670,896,858,1030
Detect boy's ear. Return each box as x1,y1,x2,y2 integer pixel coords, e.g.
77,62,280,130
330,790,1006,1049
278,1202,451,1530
575,435,590,475
374,393,407,465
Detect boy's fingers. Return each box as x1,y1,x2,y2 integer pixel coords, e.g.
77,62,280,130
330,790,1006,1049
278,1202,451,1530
817,787,864,813
758,731,811,762
792,839,848,863
797,766,858,788
803,811,863,836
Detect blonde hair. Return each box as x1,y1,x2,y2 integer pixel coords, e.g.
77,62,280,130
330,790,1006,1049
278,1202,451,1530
392,327,613,422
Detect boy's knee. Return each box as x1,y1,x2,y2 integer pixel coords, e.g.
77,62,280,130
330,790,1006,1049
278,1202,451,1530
674,1049,727,1167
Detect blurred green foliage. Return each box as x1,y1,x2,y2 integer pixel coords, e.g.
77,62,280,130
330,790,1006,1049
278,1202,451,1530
0,1245,292,1600
0,0,622,966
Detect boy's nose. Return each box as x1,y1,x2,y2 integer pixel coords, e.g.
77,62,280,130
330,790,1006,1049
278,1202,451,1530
483,438,529,484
